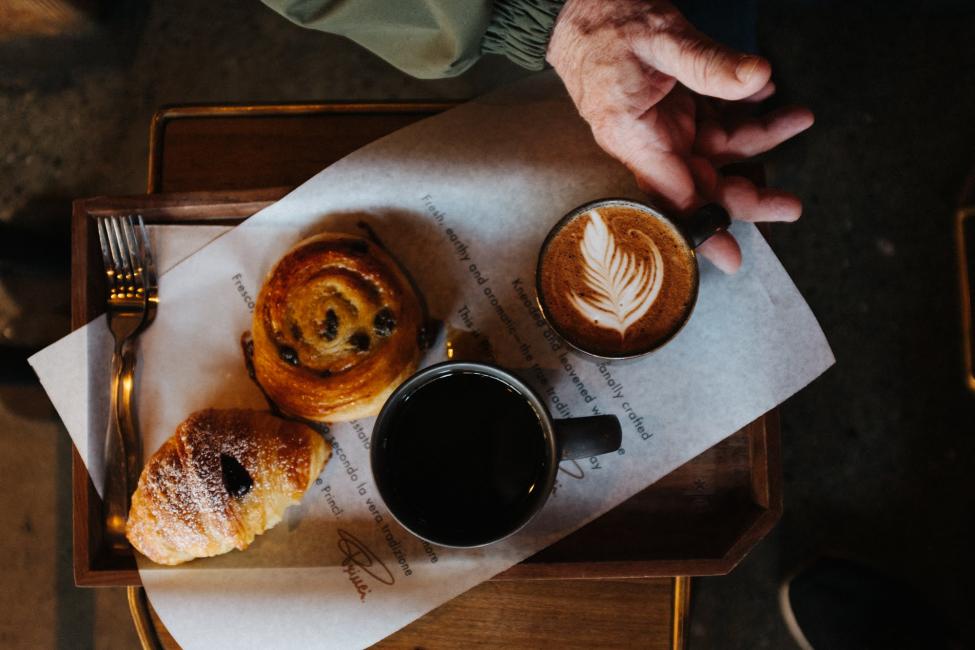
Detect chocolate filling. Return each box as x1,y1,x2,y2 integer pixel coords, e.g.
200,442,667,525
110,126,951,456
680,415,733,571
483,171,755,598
220,453,254,498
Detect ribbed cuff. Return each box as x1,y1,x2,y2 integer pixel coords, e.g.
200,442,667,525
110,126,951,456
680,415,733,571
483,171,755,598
481,0,567,71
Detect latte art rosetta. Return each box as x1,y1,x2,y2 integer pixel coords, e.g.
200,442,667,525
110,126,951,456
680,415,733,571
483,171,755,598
538,200,697,357
568,210,664,336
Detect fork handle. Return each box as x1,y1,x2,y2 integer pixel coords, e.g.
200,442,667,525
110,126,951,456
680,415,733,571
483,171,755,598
117,342,143,490
104,340,142,550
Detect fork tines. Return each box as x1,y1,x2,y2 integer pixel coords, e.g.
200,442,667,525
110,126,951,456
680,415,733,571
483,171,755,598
136,216,157,300
96,215,148,302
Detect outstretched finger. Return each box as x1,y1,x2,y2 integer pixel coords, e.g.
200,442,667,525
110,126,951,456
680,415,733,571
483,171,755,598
631,21,771,100
696,230,742,274
742,80,776,103
628,151,698,213
697,105,814,164
718,175,803,222
591,117,700,211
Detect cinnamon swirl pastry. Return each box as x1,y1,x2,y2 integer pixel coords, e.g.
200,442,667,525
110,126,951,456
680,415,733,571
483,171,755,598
126,409,330,566
251,232,423,422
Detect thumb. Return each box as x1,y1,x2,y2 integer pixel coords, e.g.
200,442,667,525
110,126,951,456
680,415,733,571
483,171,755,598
631,20,770,100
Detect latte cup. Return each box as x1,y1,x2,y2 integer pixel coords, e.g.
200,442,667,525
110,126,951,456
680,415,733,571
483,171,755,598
535,199,730,359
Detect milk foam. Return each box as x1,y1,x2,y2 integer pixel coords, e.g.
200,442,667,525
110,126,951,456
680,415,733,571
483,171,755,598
568,209,664,337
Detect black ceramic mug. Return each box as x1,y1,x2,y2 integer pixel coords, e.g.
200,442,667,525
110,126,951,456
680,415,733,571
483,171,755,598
371,361,622,548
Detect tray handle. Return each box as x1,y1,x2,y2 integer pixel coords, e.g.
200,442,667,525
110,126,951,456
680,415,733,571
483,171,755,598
959,206,975,391
128,586,166,650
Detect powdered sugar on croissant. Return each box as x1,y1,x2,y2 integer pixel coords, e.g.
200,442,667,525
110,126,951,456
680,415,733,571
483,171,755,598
126,409,330,565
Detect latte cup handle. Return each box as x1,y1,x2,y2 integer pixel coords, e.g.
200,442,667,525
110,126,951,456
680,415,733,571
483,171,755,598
553,415,622,460
685,203,732,248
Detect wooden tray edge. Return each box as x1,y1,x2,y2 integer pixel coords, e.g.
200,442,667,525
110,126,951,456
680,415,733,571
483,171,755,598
147,102,456,194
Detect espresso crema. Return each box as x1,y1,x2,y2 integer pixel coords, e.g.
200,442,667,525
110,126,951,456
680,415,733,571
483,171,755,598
538,203,697,357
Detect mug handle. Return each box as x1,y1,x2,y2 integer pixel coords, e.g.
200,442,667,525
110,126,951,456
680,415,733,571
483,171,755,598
554,415,623,460
684,203,732,248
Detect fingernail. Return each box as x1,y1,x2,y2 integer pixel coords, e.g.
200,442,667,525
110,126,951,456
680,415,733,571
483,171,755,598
735,56,762,83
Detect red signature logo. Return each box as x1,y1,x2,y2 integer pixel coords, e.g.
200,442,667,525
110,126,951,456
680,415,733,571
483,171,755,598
337,529,394,602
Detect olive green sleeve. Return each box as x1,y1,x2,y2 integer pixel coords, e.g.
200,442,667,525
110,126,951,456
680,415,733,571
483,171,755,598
260,0,566,79
481,0,565,72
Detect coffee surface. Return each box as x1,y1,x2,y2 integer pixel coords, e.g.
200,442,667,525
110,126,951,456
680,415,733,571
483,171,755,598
539,204,696,357
374,372,550,546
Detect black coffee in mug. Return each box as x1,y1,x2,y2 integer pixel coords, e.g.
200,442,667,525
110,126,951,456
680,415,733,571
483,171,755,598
373,371,550,547
372,361,622,548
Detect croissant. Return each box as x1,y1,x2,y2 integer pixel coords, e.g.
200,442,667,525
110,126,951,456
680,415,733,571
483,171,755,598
126,409,330,566
251,232,424,422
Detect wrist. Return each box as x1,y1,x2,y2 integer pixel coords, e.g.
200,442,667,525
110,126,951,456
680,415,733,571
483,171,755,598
546,0,588,72
547,0,682,70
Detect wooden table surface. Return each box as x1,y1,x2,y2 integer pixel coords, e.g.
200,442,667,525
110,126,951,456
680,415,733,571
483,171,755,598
146,577,689,650
123,100,775,648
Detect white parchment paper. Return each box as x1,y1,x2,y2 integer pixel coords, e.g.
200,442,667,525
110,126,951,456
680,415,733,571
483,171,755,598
30,72,833,649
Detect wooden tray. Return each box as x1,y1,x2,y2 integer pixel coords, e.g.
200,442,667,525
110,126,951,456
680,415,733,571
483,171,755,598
71,103,781,587
72,189,781,586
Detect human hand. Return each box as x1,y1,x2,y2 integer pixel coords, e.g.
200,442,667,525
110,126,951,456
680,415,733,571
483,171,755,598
547,0,814,273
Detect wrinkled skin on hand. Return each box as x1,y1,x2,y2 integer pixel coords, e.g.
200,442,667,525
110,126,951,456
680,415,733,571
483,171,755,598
547,0,814,273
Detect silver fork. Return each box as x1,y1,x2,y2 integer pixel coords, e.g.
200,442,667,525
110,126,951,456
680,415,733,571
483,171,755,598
96,215,157,550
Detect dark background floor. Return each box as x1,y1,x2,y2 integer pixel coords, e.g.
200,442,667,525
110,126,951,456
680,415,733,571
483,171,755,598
1,1,974,648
